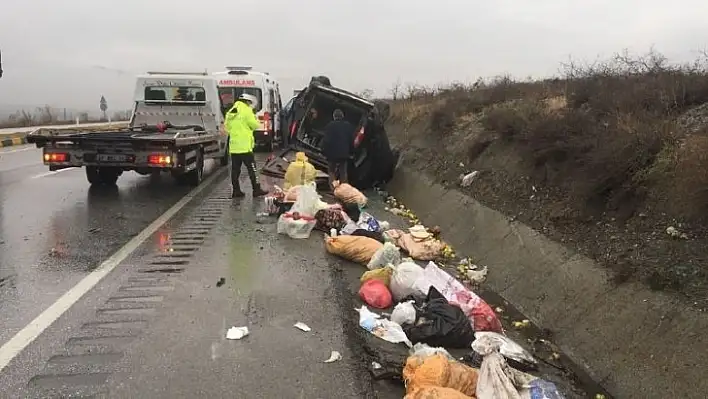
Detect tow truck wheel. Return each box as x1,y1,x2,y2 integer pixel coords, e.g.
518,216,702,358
187,151,204,186
86,166,101,185
220,145,229,166
99,168,120,186
86,166,120,186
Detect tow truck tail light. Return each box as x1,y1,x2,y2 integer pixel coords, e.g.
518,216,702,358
148,154,172,166
289,121,297,138
44,153,69,162
353,127,365,148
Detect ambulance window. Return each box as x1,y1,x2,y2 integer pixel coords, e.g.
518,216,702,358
222,87,263,112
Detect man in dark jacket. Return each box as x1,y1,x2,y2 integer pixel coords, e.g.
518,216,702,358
321,108,355,188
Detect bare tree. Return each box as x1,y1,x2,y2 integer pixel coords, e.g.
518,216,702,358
390,79,402,100
357,89,374,100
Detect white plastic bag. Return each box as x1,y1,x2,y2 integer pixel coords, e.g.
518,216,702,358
473,334,524,399
408,342,454,360
277,212,316,239
475,331,537,366
391,300,416,325
473,334,563,399
389,260,425,301
366,242,401,270
290,182,321,217
356,306,411,347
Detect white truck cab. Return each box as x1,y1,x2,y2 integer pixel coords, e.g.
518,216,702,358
133,71,224,125
27,71,230,187
213,66,283,151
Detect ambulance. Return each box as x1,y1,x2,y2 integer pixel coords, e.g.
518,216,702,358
213,66,283,152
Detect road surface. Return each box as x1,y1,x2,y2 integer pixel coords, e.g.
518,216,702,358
0,144,602,398
0,145,399,398
0,121,128,136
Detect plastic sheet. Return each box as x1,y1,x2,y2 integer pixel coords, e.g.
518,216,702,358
356,306,411,347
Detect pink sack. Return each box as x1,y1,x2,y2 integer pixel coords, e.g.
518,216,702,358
449,289,504,333
413,262,503,333
359,279,393,309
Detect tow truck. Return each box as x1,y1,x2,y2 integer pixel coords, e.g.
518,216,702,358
26,72,229,186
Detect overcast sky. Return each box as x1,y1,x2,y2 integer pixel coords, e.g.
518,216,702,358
0,0,707,113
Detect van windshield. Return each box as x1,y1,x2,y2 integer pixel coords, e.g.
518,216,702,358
218,87,263,114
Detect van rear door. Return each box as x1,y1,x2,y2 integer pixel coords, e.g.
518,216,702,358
262,83,398,189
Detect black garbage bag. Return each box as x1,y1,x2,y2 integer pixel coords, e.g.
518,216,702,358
403,286,475,349
351,229,385,243
342,202,361,221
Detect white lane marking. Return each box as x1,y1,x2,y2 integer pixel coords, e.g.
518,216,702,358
31,168,79,179
0,167,227,372
0,146,34,155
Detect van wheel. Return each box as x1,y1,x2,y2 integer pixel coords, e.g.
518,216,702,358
187,151,204,186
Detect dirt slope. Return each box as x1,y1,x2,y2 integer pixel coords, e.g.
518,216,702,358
385,52,708,305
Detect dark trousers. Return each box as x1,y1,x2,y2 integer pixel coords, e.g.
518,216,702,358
328,159,349,188
231,152,259,192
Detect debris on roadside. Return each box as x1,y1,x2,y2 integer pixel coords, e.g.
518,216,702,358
473,333,564,398
252,175,592,398
226,326,249,340
460,170,479,187
357,305,412,347
666,226,688,239
216,277,226,287
324,350,342,363
293,322,312,332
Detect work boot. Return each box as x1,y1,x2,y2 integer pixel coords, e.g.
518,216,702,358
252,187,268,197
231,186,245,198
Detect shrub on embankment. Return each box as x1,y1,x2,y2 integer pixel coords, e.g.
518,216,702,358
386,50,708,301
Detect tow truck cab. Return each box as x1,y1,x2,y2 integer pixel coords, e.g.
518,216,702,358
213,66,283,152
27,71,230,187
133,71,224,125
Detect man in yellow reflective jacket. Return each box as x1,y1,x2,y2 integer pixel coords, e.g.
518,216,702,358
225,93,268,198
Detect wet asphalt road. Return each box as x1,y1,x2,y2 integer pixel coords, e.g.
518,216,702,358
0,144,601,398
0,144,219,346
0,149,401,398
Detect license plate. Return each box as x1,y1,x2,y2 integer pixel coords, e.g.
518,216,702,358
97,154,129,162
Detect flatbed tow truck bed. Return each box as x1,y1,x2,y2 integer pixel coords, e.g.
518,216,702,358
25,102,229,187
